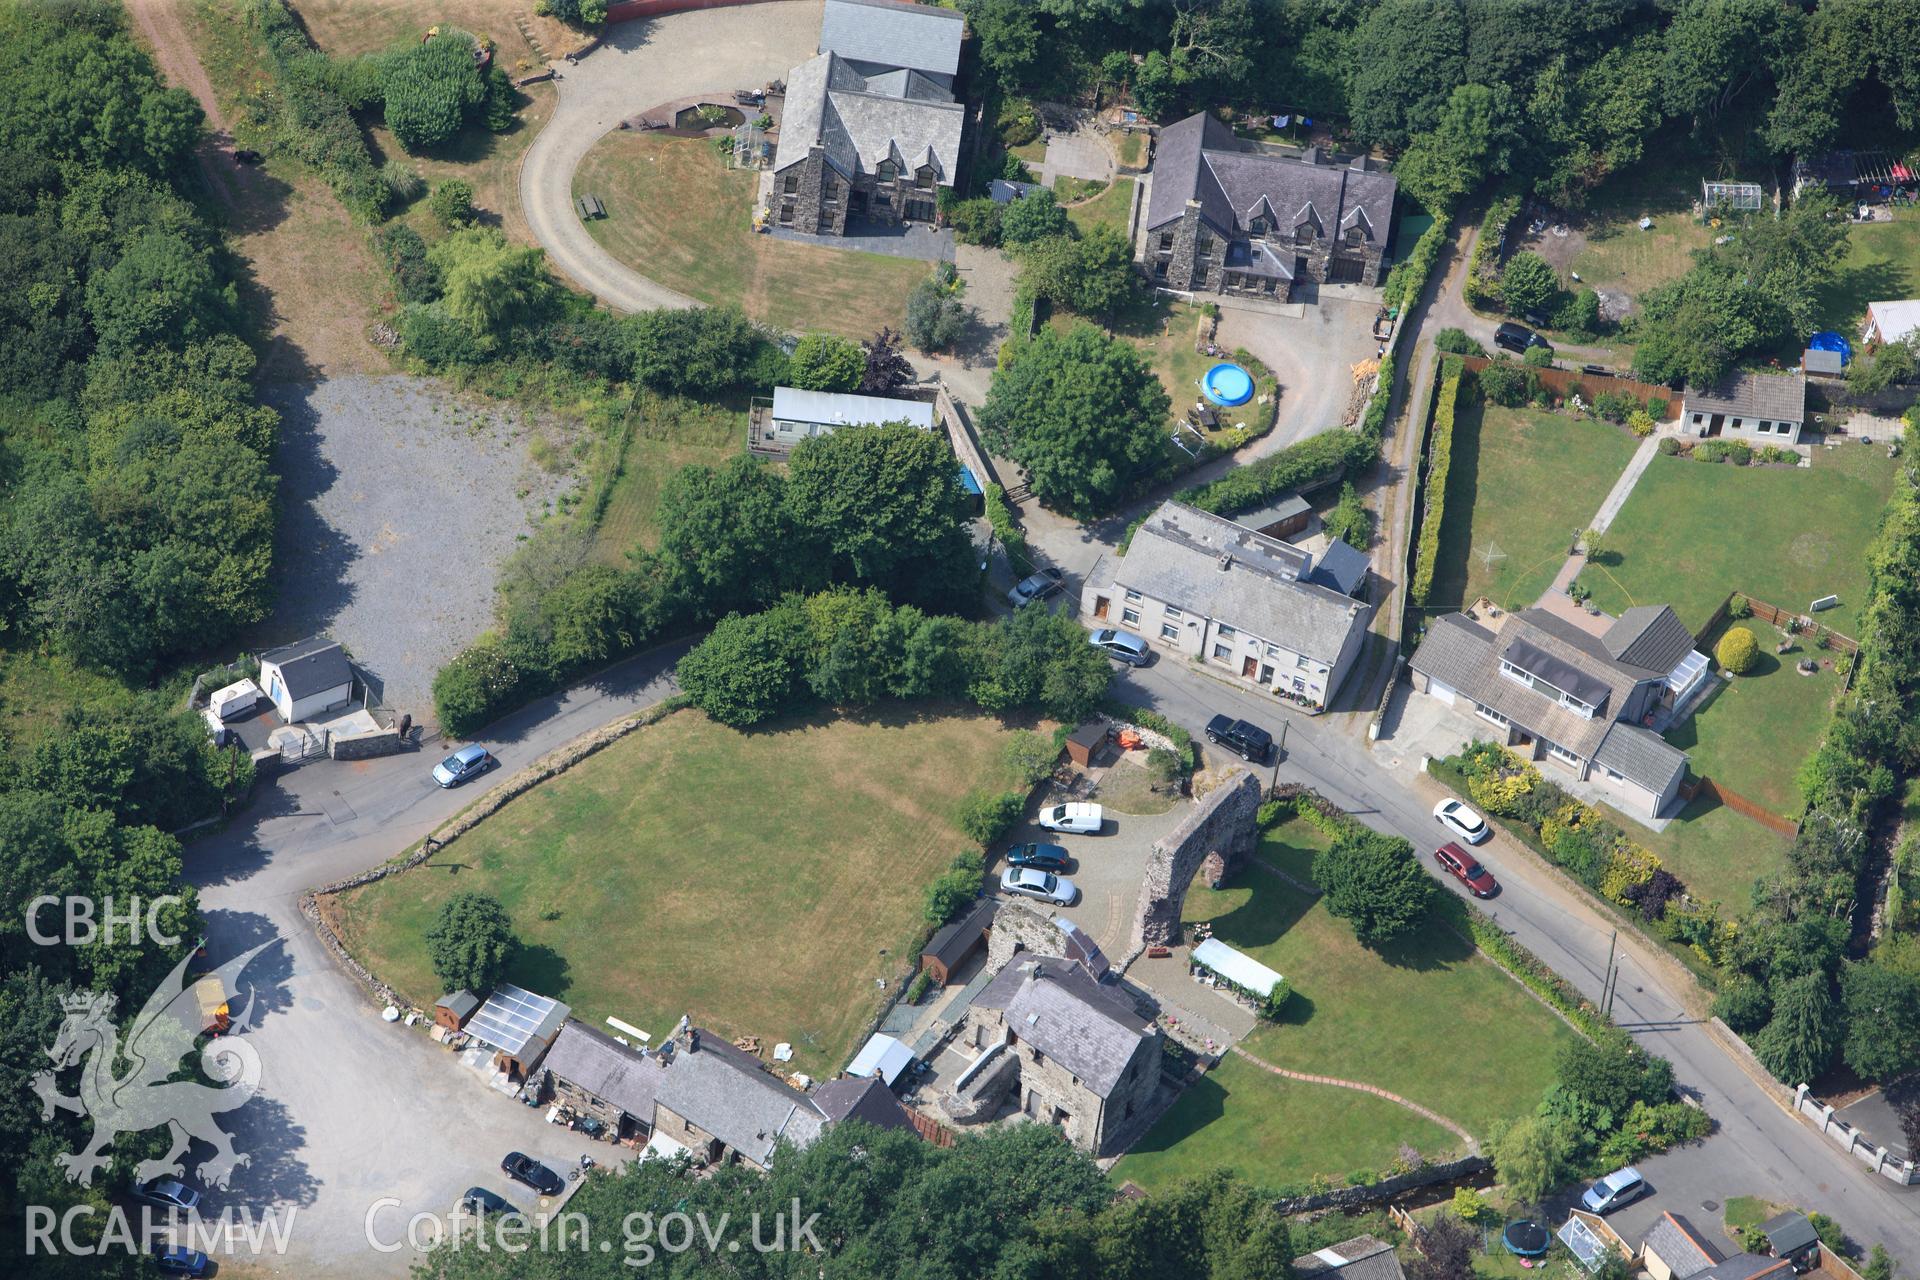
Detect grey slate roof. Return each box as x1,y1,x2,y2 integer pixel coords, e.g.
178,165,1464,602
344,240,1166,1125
1594,722,1689,792
543,1022,667,1120
1760,1212,1819,1256
1293,1235,1407,1280
772,52,963,186
1683,369,1806,424
975,958,1150,1098
1642,1213,1721,1279
435,990,479,1020
1696,1256,1793,1280
1603,605,1696,675
1145,111,1398,251
818,0,963,80
260,636,351,700
922,897,996,970
812,1075,915,1133
1118,502,1371,664
1309,538,1369,597
1230,491,1310,531
654,1030,826,1167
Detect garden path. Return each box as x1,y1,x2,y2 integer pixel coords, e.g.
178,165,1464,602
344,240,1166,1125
1535,423,1678,607
1230,1046,1482,1155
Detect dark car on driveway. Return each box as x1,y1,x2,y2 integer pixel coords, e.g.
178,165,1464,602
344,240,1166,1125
1434,842,1500,898
501,1152,563,1197
1205,714,1273,764
459,1186,521,1217
1494,321,1551,355
1007,567,1065,609
153,1244,211,1277
1005,842,1071,872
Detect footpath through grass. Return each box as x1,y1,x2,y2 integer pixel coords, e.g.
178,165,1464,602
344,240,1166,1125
1583,445,1897,638
331,708,1026,1077
1428,400,1642,615
574,133,929,339
1116,819,1576,1192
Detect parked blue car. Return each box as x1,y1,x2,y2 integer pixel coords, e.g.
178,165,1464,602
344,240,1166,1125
433,744,494,788
1005,842,1072,873
154,1243,211,1277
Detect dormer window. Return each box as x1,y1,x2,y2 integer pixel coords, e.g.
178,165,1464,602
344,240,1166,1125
1294,222,1316,244
1345,224,1367,243
915,166,935,189
875,161,896,183
1249,216,1269,234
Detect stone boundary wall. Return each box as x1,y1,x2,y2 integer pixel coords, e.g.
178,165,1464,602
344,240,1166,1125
1269,1154,1490,1215
331,728,400,761
1122,771,1262,964
1791,1077,1920,1185
301,698,687,1012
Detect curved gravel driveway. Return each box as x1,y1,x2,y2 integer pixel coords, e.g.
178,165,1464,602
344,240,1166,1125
519,1,823,312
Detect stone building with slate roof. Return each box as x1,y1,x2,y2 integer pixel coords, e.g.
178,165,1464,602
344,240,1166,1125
1082,501,1373,710
956,957,1160,1154
1293,1235,1407,1280
541,1022,667,1139
648,1026,829,1170
1679,369,1808,446
1410,603,1709,818
771,0,966,237
1143,111,1397,299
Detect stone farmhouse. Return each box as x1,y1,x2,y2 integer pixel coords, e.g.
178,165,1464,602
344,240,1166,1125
770,0,965,236
951,956,1161,1154
1410,604,1712,819
1082,500,1374,711
1678,369,1807,447
1142,110,1397,300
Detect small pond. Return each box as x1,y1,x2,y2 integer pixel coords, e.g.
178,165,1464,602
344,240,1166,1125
673,103,747,130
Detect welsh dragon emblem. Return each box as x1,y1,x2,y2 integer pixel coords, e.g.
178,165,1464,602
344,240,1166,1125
32,942,272,1190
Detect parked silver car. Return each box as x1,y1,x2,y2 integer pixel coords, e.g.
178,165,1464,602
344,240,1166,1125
1087,627,1152,666
1000,866,1078,906
1007,567,1065,609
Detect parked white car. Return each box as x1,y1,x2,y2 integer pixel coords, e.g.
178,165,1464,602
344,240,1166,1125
1433,797,1490,845
1000,866,1078,906
1038,802,1103,834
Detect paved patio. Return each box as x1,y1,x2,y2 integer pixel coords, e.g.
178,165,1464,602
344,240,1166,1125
765,218,954,261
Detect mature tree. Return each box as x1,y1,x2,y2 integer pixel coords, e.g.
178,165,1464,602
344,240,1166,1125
428,229,550,338
1555,1031,1674,1117
1002,188,1071,244
675,600,813,727
980,321,1170,515
958,0,1041,84
656,455,806,616
380,30,487,152
1394,82,1518,214
1756,971,1841,1084
85,230,234,355
1500,252,1559,318
966,602,1113,723
1020,224,1137,320
1407,1213,1477,1280
860,327,916,394
1477,357,1528,406
905,273,973,352
1492,1114,1571,1205
1132,49,1177,118
1661,0,1787,128
1846,337,1918,395
628,304,760,394
785,422,976,606
1311,828,1435,947
425,893,518,994
1035,1166,1294,1280
1841,961,1920,1082
786,332,865,392
1346,0,1468,149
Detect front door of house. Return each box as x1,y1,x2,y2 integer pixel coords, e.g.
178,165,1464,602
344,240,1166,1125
1259,664,1274,684
1241,656,1258,680
1094,596,1110,620
1706,413,1725,437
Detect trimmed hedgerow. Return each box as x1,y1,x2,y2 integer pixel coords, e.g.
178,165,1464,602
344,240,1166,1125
1411,356,1465,606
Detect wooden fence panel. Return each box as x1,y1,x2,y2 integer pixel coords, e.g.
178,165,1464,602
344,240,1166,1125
1694,592,1858,655
1695,776,1799,836
1457,355,1673,405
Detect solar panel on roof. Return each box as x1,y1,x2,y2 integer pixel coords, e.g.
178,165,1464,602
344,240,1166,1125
466,983,558,1056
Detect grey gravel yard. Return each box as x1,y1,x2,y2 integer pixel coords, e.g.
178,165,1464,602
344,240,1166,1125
261,376,575,726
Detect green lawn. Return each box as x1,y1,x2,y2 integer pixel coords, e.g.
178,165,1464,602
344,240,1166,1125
1116,132,1147,169
574,133,929,339
1663,643,1844,817
1569,167,1714,307
589,393,744,563
1116,819,1576,1191
1814,212,1920,335
330,708,1026,1077
1608,793,1789,913
1064,175,1133,240
1582,445,1897,638
1429,399,1643,614
1104,297,1278,447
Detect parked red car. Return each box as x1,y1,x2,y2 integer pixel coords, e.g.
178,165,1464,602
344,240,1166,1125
1434,842,1500,898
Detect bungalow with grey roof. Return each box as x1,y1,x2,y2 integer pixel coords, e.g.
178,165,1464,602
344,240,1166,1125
1142,111,1397,299
1410,604,1710,818
1679,369,1807,446
1293,1235,1407,1280
1082,500,1373,711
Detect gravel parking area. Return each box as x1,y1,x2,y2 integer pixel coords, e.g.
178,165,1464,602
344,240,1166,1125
261,376,573,725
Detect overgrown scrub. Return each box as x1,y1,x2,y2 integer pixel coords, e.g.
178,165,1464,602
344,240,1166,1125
924,850,986,924
1463,193,1522,311
1100,702,1196,775
247,0,390,219
984,482,1030,569
1410,356,1465,606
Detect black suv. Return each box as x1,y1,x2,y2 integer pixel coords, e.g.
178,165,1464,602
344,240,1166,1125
1205,715,1273,764
1494,321,1551,355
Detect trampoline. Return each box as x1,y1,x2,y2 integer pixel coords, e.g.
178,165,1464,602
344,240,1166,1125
1202,362,1255,407
1808,330,1853,366
1503,1220,1552,1257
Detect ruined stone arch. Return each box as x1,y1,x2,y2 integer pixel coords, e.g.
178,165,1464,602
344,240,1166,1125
1126,771,1263,961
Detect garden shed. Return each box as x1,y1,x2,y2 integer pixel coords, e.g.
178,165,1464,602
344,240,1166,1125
466,983,570,1080
920,897,995,984
434,990,479,1032
1064,721,1107,768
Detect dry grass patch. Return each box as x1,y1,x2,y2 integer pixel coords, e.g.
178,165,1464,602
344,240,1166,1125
574,132,929,338
330,708,1027,1076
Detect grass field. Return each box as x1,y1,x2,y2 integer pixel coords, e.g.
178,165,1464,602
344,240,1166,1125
1428,399,1643,614
1064,176,1133,240
1814,212,1920,336
588,394,744,563
294,0,580,62
1663,643,1844,817
1615,793,1789,913
1582,445,1897,638
574,133,929,339
1568,167,1714,307
1115,819,1575,1191
330,708,1026,1076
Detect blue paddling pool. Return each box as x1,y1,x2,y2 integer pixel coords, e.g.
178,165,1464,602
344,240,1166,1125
1202,362,1255,407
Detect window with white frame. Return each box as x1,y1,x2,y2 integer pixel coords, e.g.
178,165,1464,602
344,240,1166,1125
1160,623,1179,640
1217,624,1236,638
1124,589,1141,603
1546,740,1581,765
1265,644,1280,658
1295,654,1310,668
1212,643,1232,661
1163,605,1183,621
1475,703,1509,727
1121,608,1140,625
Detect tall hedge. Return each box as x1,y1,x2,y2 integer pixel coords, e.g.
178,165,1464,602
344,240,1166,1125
1410,356,1465,606
250,0,389,220
1464,193,1522,311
